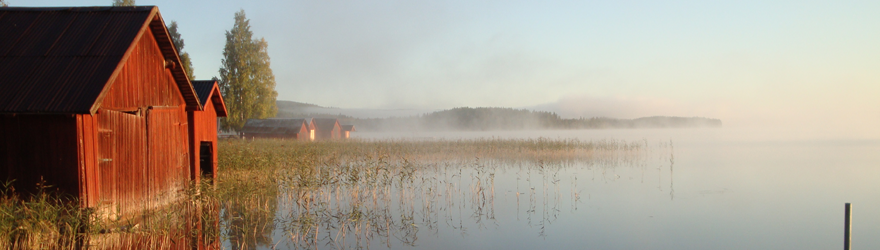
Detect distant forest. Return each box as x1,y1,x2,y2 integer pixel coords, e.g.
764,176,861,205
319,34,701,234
277,102,722,131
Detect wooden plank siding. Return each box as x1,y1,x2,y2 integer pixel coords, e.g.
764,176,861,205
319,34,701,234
145,107,189,210
97,110,147,217
77,114,101,208
87,26,190,216
189,98,219,183
0,7,203,219
77,20,190,215
189,80,227,184
100,28,186,110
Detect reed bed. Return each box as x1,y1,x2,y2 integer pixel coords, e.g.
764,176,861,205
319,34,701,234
0,181,88,249
216,138,651,249
0,180,221,250
0,137,656,249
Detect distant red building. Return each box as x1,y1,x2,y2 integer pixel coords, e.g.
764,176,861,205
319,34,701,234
189,80,227,184
341,125,356,139
312,118,341,140
241,118,311,141
0,6,202,217
306,118,316,140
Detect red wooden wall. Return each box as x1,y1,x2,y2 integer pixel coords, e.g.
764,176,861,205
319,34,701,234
77,114,100,207
76,27,191,213
0,11,193,215
189,95,218,184
315,123,341,140
146,107,189,208
95,110,146,215
101,28,186,110
295,125,309,141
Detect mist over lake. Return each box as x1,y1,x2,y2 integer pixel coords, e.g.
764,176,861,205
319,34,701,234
6,1,878,249
220,128,880,249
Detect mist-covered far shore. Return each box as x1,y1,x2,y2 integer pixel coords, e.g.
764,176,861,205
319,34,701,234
276,101,721,132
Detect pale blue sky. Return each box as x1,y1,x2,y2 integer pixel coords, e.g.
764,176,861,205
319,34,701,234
18,0,880,135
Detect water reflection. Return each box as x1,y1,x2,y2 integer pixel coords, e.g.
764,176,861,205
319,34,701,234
220,170,279,250
219,139,675,249
342,129,880,249
669,142,675,201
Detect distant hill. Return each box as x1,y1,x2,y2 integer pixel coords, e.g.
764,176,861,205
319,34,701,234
275,100,434,119
353,107,721,131
276,100,327,110
632,116,723,128
276,100,345,119
274,102,722,131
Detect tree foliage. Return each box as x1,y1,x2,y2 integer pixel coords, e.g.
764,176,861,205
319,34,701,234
111,0,135,6
167,21,195,80
218,9,278,131
0,0,8,7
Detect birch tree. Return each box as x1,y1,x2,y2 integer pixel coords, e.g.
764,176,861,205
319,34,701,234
218,9,278,131
111,0,135,6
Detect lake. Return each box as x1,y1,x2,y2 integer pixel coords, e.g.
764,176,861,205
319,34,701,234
228,128,880,249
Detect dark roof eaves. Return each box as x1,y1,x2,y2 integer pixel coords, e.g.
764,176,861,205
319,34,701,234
0,6,154,10
0,7,159,114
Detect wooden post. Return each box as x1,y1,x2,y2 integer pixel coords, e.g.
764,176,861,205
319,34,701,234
844,203,852,250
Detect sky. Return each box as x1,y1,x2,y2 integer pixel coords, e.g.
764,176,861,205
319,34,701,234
21,0,880,136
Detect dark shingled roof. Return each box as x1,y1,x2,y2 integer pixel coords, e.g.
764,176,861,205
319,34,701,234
241,118,308,134
191,80,216,105
341,125,356,132
0,6,199,114
190,80,227,116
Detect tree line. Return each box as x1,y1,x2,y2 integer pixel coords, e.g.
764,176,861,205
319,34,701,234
283,107,723,131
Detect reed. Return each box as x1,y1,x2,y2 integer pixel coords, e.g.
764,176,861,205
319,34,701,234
215,138,648,249
0,179,221,250
0,180,89,249
0,137,652,249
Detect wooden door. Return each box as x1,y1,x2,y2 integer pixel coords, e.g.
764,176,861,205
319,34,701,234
96,109,146,215
97,121,115,206
146,107,189,205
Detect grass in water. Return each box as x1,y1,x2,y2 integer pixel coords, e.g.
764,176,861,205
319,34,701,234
0,137,652,249
216,138,648,249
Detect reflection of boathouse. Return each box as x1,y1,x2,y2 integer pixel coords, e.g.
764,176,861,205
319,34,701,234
0,6,221,219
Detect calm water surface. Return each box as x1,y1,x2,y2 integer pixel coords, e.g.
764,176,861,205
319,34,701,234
232,128,880,249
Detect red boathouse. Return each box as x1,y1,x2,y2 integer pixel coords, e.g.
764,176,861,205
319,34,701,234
189,80,227,184
0,6,202,217
241,118,311,141
312,118,341,140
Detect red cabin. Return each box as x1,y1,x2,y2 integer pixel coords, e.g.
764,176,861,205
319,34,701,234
189,80,227,184
241,118,311,141
312,118,341,140
0,6,200,217
341,125,356,139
